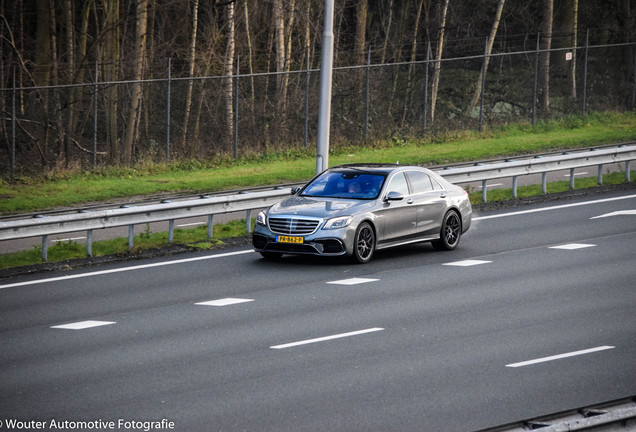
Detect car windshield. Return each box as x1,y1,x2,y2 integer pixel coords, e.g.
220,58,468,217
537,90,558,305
301,170,386,200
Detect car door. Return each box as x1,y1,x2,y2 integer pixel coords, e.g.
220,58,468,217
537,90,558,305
376,172,417,243
406,170,447,237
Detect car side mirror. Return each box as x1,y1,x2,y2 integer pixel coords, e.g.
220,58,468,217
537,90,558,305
291,186,301,195
384,191,404,202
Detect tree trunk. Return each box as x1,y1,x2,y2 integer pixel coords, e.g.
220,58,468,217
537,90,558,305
102,0,120,165
539,0,553,115
180,0,199,151
273,0,285,93
224,1,236,141
430,0,450,123
380,0,394,64
469,0,505,109
401,0,425,127
355,0,368,67
122,0,148,166
570,0,578,100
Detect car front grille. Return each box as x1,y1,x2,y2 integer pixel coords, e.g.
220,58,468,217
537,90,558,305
268,217,320,235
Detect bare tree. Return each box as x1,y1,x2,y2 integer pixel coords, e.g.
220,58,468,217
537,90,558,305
430,0,450,123
539,0,553,114
122,0,148,165
468,0,506,109
180,0,199,150
224,0,236,139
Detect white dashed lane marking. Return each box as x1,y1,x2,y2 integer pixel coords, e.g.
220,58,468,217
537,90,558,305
548,243,596,250
327,277,379,285
51,320,116,330
506,346,615,368
443,260,492,267
270,327,385,350
195,298,254,307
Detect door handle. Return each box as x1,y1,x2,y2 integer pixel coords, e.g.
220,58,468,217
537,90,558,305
439,193,447,199
407,199,414,204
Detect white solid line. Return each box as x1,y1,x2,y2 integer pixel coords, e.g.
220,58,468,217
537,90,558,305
506,346,615,368
590,210,636,219
270,327,385,350
473,194,636,221
563,171,588,177
177,222,206,227
0,249,255,290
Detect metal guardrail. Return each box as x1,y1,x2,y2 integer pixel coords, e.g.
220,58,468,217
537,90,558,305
1,144,634,261
474,396,636,432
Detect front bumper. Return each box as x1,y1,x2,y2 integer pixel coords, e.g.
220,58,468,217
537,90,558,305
252,224,353,257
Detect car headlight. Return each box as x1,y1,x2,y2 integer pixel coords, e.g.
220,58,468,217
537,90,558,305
256,210,267,226
322,216,353,230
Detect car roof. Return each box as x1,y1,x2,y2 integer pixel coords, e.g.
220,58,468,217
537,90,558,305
329,163,425,175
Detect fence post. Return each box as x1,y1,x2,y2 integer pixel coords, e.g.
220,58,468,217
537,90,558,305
532,33,540,126
631,46,636,110
234,56,239,159
364,47,371,141
304,47,310,148
582,29,589,115
11,66,16,176
166,58,171,162
93,61,98,168
423,42,430,131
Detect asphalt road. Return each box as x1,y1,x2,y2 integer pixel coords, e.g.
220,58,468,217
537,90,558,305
0,190,635,431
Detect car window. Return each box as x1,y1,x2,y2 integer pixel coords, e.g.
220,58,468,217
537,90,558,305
430,175,444,190
407,171,433,193
386,172,409,196
302,171,385,199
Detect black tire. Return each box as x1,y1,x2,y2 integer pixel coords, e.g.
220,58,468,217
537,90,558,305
351,222,375,264
260,252,283,260
432,210,462,251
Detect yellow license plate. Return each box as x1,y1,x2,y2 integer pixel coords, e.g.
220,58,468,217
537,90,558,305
276,235,304,244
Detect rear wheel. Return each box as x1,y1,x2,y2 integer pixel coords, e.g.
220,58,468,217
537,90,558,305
432,210,462,251
351,222,375,264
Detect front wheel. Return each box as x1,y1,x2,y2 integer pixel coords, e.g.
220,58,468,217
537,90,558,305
351,222,375,264
432,210,462,251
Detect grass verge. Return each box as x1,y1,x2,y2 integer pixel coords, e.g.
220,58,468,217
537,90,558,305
1,112,635,214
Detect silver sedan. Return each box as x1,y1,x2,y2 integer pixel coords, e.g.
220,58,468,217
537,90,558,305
252,164,472,263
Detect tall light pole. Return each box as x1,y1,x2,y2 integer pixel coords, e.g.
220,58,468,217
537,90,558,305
315,0,335,174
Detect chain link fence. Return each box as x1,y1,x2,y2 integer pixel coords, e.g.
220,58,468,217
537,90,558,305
2,37,635,174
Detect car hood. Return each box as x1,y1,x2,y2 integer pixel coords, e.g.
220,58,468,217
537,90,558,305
268,195,375,219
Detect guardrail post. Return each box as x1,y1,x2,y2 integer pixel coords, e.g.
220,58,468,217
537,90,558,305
128,225,134,249
569,168,575,190
512,176,518,198
481,180,487,203
87,230,93,257
542,172,547,194
207,215,213,240
627,161,631,182
168,220,174,243
597,164,603,185
42,235,48,262
246,210,252,233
